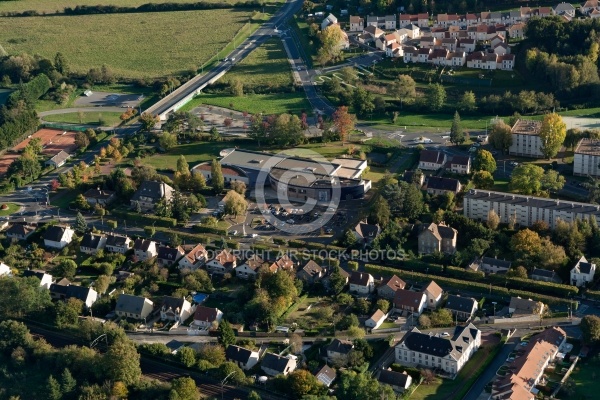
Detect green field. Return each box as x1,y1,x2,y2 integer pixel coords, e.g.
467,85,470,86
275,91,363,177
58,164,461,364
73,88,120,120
223,38,293,88
0,0,248,13
43,112,123,127
0,9,254,78
0,203,20,216
371,112,496,131
141,140,248,170
192,92,311,115
569,354,600,398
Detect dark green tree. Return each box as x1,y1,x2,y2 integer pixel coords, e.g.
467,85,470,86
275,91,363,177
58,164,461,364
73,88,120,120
581,315,600,344
450,111,465,145
75,211,88,233
473,149,497,173
211,159,224,194
426,83,446,111
48,375,63,400
218,320,236,348
369,195,390,226
60,368,77,396
169,376,200,400
103,338,141,386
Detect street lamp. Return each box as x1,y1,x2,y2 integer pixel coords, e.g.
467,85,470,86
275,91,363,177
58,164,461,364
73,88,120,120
492,301,497,317
221,371,236,400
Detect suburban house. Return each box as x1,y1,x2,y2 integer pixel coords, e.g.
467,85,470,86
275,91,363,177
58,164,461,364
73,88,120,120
365,309,387,329
314,365,336,387
105,234,131,254
206,249,237,274
268,254,295,273
582,0,600,15
43,225,75,250
65,285,98,309
468,256,511,274
321,13,338,31
236,254,264,280
425,176,462,195
49,278,70,300
395,324,481,376
394,289,427,315
157,245,185,267
79,233,107,255
531,268,562,284
418,223,458,255
178,244,209,270
509,297,544,317
23,269,53,289
0,262,11,276
130,180,174,211
423,280,444,309
378,369,413,393
377,275,407,300
449,156,471,174
5,224,35,241
418,150,447,170
226,344,260,370
83,187,115,206
160,296,193,323
349,15,364,31
491,327,566,399
349,272,375,294
115,294,154,320
354,220,381,246
403,170,425,186
326,339,354,362
261,353,297,376
45,150,70,168
193,306,223,328
296,260,324,284
445,295,478,321
571,256,596,287
553,2,576,17
133,239,158,262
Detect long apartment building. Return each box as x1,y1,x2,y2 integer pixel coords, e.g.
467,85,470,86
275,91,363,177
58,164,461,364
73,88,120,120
574,138,600,177
508,119,544,158
463,189,600,229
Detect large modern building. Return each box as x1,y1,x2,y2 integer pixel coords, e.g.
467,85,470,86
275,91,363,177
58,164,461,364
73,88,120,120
508,119,544,158
194,149,371,202
463,189,600,228
574,138,600,177
395,324,481,376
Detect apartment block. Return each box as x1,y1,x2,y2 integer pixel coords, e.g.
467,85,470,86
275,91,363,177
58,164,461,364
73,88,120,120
574,138,600,177
508,119,544,158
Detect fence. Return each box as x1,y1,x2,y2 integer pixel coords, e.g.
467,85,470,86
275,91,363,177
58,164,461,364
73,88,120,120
41,123,89,132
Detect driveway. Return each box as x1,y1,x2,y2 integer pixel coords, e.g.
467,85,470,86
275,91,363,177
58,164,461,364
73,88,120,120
462,335,520,400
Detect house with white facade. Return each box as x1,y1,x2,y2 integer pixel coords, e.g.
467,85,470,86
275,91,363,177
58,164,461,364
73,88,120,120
321,13,338,31
105,234,131,254
23,269,53,289
365,309,387,329
574,139,600,177
193,306,223,328
449,155,471,174
378,369,413,393
393,289,427,315
115,294,154,320
206,249,237,274
570,256,596,287
236,254,264,279
423,280,444,309
43,225,74,250
160,296,193,323
80,233,107,255
178,244,208,270
133,239,158,262
0,262,11,276
261,353,298,376
445,295,478,321
349,15,364,31
226,345,260,370
418,150,447,170
349,272,375,294
395,324,481,376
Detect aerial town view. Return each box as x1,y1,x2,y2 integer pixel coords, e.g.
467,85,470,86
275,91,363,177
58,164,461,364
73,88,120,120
2,0,600,398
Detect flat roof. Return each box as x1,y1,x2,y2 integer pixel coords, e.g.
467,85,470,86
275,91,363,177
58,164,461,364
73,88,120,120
511,119,541,136
220,149,286,171
575,138,600,156
274,157,338,176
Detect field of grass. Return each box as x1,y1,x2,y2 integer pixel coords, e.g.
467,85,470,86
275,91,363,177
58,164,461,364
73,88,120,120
0,9,254,78
0,0,250,13
569,353,600,398
223,38,293,88
0,203,20,216
194,92,312,115
372,112,496,130
43,111,123,127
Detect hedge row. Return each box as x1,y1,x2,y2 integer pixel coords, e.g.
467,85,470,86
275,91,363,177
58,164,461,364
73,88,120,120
152,227,240,249
585,290,600,301
63,1,261,14
192,224,228,236
8,73,51,106
386,258,578,297
110,209,176,228
364,264,572,307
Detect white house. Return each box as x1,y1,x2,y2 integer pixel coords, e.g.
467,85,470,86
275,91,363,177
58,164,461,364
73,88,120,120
79,233,107,255
193,306,223,328
349,272,375,294
236,254,264,280
115,294,154,320
423,280,444,309
570,256,596,287
418,150,447,170
365,309,387,329
226,345,260,370
45,151,70,168
160,296,194,323
348,16,364,32
261,353,297,376
321,13,338,31
395,324,481,376
65,285,98,309
105,234,131,254
133,239,158,262
393,289,427,315
378,369,413,393
0,262,12,276
23,269,53,289
43,225,74,250
205,249,237,274
178,244,208,270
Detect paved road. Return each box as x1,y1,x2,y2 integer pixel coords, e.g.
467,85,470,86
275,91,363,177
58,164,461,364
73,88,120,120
462,335,520,400
145,0,303,120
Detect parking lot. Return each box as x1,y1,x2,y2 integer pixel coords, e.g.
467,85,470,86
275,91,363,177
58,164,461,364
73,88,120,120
74,91,144,108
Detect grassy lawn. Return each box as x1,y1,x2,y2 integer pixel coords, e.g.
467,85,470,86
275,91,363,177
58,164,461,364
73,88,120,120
0,0,248,13
223,38,293,88
192,92,312,115
50,188,81,209
43,111,123,127
569,353,600,398
372,112,497,130
0,203,20,216
492,178,509,192
0,9,254,78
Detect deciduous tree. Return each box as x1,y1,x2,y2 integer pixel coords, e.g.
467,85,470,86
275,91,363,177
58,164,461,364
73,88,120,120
388,74,416,100
159,132,178,151
332,106,355,145
510,164,544,195
139,112,159,131
473,149,497,173
224,190,247,216
489,120,513,153
169,376,200,400
473,170,494,189
539,113,567,159
317,24,344,65
581,315,600,344
486,209,500,230
103,338,141,386
459,90,477,112
426,83,446,111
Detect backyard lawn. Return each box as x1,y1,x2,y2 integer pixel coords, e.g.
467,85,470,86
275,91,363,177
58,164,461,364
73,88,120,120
0,203,20,216
569,353,600,398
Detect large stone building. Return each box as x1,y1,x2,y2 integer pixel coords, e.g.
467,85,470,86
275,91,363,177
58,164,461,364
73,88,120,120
573,138,600,177
463,189,600,228
508,119,544,158
418,223,457,255
395,324,481,376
